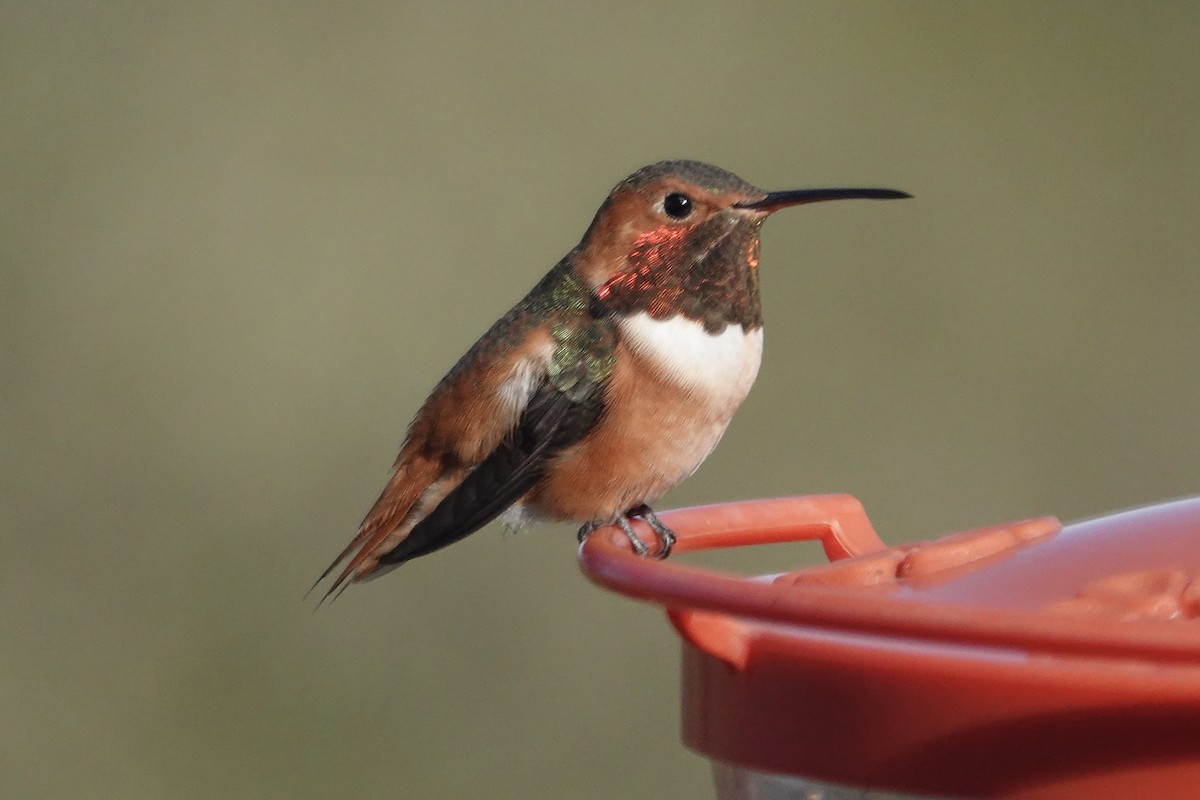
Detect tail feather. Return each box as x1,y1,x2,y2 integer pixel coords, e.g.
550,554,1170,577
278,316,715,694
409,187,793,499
311,454,444,604
306,527,374,598
311,523,390,605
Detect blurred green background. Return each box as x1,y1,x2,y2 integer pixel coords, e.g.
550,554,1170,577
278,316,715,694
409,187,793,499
4,2,1199,798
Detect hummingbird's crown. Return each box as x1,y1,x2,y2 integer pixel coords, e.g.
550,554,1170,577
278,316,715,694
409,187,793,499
617,159,761,197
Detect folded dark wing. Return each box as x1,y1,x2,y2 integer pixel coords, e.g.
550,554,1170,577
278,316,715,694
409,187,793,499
376,373,606,567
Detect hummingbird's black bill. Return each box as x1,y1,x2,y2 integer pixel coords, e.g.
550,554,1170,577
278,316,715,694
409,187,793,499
735,187,911,213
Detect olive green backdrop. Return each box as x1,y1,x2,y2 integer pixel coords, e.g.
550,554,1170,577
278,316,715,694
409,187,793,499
4,3,1199,798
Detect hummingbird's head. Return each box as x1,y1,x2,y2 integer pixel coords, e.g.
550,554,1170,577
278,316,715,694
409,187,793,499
577,160,908,331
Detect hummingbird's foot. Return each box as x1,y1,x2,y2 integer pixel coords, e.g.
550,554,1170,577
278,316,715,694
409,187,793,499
577,515,660,557
629,504,676,558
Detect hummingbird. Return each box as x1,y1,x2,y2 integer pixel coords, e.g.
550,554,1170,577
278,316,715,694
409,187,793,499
315,160,907,600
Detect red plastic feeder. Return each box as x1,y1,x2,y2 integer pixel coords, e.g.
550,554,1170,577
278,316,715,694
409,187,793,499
578,494,1200,799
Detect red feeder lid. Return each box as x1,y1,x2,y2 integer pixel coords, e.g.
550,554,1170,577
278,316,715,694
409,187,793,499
578,495,1200,799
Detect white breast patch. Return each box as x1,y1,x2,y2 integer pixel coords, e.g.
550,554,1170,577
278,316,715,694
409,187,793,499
619,313,763,407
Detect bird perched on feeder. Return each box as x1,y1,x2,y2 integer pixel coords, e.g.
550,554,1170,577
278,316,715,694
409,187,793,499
315,160,907,600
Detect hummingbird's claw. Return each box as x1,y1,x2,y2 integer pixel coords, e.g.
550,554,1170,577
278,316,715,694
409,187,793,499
576,521,600,544
615,516,650,557
630,504,676,558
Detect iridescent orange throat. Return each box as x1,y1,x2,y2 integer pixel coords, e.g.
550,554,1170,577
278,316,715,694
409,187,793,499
594,217,764,334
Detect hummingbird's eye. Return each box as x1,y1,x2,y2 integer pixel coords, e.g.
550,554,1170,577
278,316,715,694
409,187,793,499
662,192,693,220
